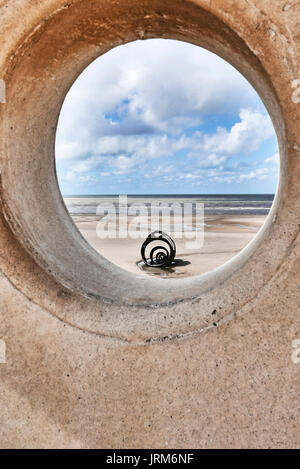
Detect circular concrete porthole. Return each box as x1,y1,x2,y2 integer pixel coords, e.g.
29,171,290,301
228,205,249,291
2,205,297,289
55,39,279,281
0,0,292,341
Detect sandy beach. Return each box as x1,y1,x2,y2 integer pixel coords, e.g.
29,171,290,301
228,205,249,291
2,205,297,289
71,214,266,278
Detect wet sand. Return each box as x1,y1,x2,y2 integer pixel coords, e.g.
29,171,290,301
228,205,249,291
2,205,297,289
71,214,266,278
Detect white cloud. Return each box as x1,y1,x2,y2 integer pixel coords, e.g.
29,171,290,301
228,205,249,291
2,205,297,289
200,109,274,155
55,39,278,191
238,167,271,182
56,40,264,162
179,173,202,180
110,155,138,175
196,153,228,168
59,108,273,181
264,153,279,164
144,165,174,179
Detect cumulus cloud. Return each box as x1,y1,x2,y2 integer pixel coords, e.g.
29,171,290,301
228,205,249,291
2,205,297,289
238,167,274,182
55,39,278,192
59,40,260,139
200,109,274,155
60,108,273,180
56,40,263,159
264,153,279,164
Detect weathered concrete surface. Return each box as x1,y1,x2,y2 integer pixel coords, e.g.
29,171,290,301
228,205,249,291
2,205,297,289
0,0,299,448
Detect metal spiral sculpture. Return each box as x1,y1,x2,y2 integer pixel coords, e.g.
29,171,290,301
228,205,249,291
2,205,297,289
141,231,176,268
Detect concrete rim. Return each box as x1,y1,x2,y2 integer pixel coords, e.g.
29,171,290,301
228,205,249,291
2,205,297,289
0,0,296,342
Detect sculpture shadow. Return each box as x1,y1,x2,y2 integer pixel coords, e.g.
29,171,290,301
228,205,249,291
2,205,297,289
172,259,191,267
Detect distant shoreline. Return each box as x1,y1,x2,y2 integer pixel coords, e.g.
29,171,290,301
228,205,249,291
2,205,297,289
63,193,275,198
63,194,274,217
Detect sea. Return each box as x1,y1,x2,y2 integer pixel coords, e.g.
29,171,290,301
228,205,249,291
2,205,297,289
63,194,274,217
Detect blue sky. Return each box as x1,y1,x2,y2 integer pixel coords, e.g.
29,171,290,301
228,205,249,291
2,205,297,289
55,39,279,195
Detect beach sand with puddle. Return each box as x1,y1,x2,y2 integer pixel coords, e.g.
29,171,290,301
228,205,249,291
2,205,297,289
71,214,266,278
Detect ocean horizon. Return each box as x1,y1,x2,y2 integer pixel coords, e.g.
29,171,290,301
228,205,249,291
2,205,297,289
63,193,275,197
63,194,274,216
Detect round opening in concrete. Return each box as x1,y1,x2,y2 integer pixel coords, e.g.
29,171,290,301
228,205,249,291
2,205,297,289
55,39,279,281
0,0,291,340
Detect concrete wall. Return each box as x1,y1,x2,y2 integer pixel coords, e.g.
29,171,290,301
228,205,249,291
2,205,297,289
0,0,299,448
